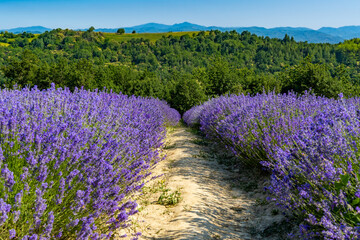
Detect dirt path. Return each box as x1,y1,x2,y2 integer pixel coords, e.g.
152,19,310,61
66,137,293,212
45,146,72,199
121,126,292,240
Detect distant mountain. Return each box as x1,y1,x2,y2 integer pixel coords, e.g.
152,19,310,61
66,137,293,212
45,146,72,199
94,23,173,33
92,22,346,44
231,27,344,43
2,23,360,44
114,22,344,44
318,26,360,40
92,22,207,33
1,26,51,34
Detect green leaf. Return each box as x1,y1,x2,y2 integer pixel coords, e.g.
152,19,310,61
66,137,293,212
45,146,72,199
351,198,360,206
340,174,350,185
335,182,344,192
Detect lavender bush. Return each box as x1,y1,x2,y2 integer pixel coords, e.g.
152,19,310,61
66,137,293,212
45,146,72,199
184,92,360,239
0,84,180,239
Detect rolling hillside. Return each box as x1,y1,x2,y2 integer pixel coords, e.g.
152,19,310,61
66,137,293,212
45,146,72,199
2,22,360,43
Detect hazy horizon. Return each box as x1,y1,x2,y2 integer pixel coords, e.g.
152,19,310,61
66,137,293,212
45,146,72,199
0,0,359,30
1,22,360,31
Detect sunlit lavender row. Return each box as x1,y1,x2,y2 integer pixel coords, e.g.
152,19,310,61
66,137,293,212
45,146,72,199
184,92,360,239
0,84,180,240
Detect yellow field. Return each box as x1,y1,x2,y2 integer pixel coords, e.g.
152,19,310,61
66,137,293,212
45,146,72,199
0,42,9,47
103,31,208,43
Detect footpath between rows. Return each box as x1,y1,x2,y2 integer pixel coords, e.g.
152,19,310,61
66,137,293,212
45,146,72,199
122,126,292,240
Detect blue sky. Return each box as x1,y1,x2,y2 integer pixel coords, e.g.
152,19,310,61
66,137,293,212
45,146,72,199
0,0,359,29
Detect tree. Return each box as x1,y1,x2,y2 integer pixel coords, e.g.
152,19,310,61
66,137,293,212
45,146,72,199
30,38,45,49
132,30,136,34
169,73,207,114
207,59,234,96
282,34,291,43
65,59,96,90
2,50,41,87
280,56,340,98
88,26,95,32
117,28,125,34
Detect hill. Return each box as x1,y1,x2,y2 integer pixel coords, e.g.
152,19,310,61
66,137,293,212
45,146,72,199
95,22,345,43
0,26,51,34
1,27,360,112
231,27,344,43
97,22,346,43
3,22,360,43
318,26,360,40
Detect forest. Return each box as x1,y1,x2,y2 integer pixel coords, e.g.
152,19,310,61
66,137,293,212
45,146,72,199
1,28,360,112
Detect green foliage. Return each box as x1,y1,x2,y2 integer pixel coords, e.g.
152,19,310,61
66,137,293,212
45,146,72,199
157,189,182,206
88,26,95,32
207,59,234,96
169,73,207,114
2,50,41,87
117,28,125,34
338,38,360,52
0,29,360,111
280,56,356,98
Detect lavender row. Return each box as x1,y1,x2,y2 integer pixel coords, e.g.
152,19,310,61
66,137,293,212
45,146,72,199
184,92,360,239
0,84,180,240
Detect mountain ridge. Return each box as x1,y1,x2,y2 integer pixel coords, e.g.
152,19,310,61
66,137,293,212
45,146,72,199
1,26,52,34
1,22,360,43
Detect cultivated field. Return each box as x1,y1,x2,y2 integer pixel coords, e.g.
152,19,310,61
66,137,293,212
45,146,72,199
0,85,180,239
184,92,360,239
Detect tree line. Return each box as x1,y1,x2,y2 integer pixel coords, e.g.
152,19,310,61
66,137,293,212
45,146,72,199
0,28,360,112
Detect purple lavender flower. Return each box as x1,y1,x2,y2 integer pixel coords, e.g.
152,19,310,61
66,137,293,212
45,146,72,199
34,189,47,228
186,92,360,238
15,191,23,208
55,230,62,239
20,167,29,181
28,234,38,240
0,85,180,239
0,198,11,226
355,190,360,199
9,229,15,239
1,164,15,190
0,147,4,164
13,210,20,223
44,211,54,236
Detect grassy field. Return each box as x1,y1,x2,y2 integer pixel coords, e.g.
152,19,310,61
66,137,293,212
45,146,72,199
103,31,208,43
0,42,9,47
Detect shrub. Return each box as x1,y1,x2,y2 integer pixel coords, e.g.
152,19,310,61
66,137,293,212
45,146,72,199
0,84,179,239
185,92,360,239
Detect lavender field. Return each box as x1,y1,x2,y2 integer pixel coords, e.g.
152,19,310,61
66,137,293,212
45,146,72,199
0,84,180,239
184,92,360,239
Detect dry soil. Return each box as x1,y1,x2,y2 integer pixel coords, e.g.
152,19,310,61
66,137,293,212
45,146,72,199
120,126,293,240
